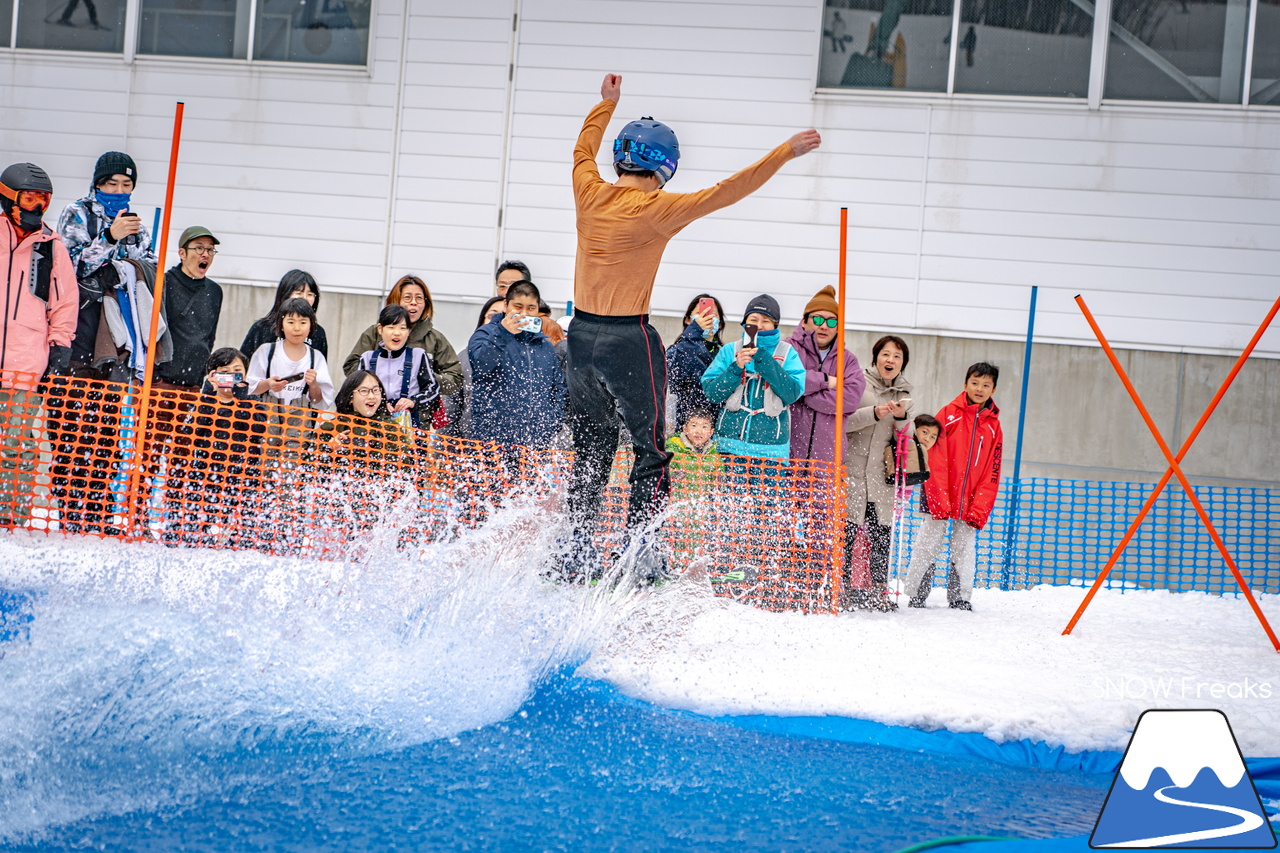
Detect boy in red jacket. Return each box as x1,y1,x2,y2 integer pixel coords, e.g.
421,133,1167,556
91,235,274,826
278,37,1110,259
903,362,1003,610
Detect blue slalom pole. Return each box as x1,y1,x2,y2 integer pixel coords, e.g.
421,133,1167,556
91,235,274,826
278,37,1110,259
151,208,161,253
1001,286,1037,590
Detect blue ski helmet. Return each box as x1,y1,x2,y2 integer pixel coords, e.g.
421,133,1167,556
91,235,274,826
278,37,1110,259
612,117,679,187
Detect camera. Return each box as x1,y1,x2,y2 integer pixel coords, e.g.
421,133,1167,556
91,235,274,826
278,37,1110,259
516,315,542,334
213,371,243,388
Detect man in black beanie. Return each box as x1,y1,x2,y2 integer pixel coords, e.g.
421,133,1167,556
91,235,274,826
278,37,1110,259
49,151,158,534
56,150,157,375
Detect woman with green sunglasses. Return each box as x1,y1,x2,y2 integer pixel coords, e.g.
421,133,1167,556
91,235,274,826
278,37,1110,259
785,285,865,464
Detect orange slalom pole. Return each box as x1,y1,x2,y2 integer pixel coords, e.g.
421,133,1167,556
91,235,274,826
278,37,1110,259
1063,293,1280,636
1070,296,1279,651
125,101,185,535
830,207,849,613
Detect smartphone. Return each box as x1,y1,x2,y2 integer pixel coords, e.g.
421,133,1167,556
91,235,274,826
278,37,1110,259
697,297,715,317
743,324,759,348
280,372,306,383
213,371,243,388
120,211,139,218
516,315,542,333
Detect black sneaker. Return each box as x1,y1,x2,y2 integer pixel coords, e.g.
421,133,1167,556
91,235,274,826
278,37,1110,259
948,600,973,611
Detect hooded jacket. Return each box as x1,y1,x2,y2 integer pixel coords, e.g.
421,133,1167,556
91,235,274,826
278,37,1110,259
922,391,1003,530
786,326,864,462
1,219,78,387
344,316,462,398
466,314,567,447
700,329,805,459
665,320,721,429
843,367,914,519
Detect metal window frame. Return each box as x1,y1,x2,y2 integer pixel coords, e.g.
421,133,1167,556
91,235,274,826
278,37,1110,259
3,0,374,68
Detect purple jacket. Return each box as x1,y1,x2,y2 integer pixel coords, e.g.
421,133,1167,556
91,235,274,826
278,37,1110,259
786,327,865,462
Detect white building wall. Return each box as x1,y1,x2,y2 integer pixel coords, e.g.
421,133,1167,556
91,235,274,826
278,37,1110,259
1,0,1277,357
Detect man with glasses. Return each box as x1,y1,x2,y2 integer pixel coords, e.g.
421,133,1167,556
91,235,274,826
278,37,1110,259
0,162,78,528
154,226,223,394
786,285,863,462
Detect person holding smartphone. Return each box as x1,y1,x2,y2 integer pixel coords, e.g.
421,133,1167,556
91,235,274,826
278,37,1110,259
57,151,157,376
465,281,566,462
666,293,726,435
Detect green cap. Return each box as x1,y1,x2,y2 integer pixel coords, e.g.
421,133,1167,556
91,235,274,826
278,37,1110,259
179,225,220,248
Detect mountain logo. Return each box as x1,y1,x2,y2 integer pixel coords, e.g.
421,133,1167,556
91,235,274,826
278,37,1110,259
1091,709,1277,848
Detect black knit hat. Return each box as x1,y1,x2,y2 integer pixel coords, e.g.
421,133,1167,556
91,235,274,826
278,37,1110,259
93,152,137,188
742,294,781,326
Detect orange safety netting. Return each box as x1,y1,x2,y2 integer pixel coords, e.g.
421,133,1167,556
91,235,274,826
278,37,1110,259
0,373,848,612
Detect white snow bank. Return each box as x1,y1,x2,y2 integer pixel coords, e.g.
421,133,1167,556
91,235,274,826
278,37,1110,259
581,581,1280,757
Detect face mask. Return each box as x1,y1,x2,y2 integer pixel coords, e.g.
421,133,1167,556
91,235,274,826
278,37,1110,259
702,317,720,340
14,205,44,232
95,190,132,220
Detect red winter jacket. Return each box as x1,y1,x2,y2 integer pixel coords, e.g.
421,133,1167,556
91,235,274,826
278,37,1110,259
922,392,1003,530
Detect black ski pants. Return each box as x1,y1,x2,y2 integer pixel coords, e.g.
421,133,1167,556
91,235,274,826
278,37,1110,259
566,310,671,535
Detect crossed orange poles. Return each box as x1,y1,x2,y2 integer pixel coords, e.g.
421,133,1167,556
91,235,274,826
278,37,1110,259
1063,294,1280,652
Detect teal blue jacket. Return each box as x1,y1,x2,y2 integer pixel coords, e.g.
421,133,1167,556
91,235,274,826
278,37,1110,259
700,330,806,459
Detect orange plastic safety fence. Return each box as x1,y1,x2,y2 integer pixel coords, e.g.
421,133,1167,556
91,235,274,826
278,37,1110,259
0,373,845,612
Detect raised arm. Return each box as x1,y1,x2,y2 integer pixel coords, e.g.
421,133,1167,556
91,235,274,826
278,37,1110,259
573,74,624,196
654,128,823,234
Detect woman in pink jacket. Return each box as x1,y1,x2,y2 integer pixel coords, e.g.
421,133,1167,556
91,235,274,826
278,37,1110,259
1,162,78,388
0,162,78,528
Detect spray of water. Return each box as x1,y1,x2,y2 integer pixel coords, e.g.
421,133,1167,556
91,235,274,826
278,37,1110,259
0,488,702,842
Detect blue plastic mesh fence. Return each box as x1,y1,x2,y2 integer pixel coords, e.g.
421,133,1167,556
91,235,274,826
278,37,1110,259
890,478,1280,597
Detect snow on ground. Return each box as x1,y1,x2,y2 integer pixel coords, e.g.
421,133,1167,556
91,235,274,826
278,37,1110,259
1,528,1275,761
581,581,1280,758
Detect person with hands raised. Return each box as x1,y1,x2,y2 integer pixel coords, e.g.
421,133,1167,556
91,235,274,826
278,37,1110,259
564,72,821,579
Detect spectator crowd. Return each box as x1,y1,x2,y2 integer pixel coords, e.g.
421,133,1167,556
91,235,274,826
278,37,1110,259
0,151,1003,612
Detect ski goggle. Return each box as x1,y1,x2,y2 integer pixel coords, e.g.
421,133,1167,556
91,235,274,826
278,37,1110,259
613,138,676,173
808,315,839,328
17,191,51,210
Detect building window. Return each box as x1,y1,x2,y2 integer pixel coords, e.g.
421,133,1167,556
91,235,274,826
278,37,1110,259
819,0,956,91
136,0,367,62
821,0,1276,106
15,0,126,51
951,0,1095,97
253,0,369,64
1251,0,1280,104
1104,0,1252,103
5,0,367,63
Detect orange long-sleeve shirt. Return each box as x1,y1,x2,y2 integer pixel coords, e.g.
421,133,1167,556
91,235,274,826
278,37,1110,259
572,99,795,317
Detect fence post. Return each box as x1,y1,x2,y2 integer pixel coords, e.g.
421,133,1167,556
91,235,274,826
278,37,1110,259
830,207,849,613
1000,285,1037,590
124,102,185,536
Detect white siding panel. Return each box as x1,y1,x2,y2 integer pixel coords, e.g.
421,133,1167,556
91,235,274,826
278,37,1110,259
3,0,1277,355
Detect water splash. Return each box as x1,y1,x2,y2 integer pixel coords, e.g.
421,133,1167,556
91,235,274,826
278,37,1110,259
0,494,672,842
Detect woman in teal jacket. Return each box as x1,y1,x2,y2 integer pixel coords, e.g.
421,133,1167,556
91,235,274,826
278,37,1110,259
700,295,806,461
